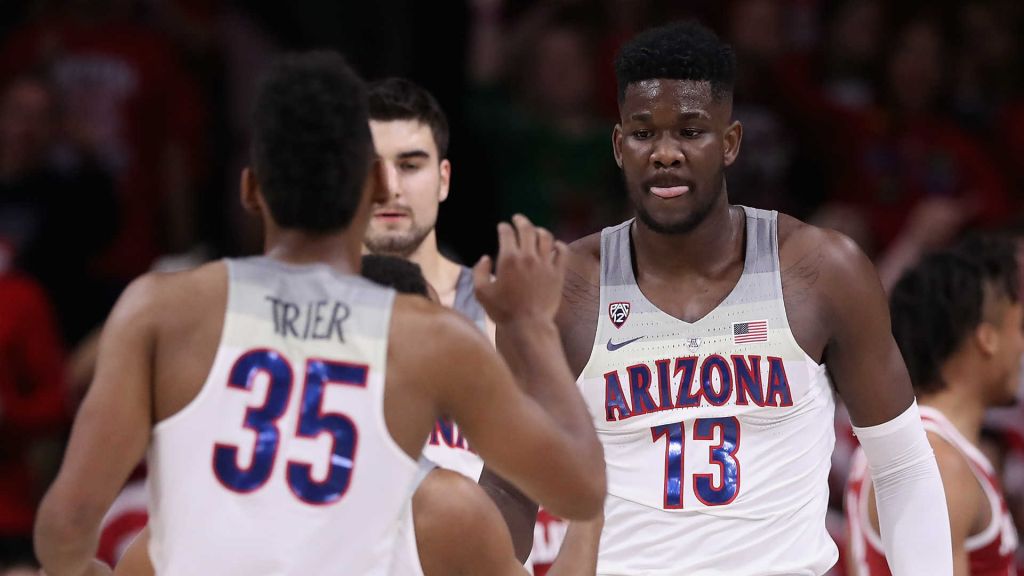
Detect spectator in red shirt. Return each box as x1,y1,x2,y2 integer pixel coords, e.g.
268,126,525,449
0,0,206,283
0,241,66,571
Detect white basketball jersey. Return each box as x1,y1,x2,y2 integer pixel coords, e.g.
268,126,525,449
579,208,839,575
147,257,418,575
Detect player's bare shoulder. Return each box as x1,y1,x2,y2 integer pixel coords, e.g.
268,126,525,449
557,232,602,374
111,261,228,337
777,213,880,362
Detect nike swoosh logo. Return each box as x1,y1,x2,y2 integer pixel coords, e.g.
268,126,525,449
606,336,644,352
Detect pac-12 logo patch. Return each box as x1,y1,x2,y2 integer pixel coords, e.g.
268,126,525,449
609,302,631,329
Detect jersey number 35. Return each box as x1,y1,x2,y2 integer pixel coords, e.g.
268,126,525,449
212,349,367,505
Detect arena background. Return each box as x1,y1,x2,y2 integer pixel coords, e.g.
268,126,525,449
1,1,1023,574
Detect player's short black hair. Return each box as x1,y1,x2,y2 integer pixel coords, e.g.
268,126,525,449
368,78,450,158
890,235,1019,395
251,51,372,233
614,20,736,103
361,254,430,298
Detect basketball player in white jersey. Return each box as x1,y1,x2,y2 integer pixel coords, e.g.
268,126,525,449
848,238,1021,575
33,51,605,576
364,78,554,566
364,77,490,481
499,21,954,575
111,254,605,576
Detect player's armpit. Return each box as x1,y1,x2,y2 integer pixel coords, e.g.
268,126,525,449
815,229,915,426
35,275,159,576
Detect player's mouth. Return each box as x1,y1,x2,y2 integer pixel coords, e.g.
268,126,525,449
373,209,411,222
649,186,689,199
644,177,694,200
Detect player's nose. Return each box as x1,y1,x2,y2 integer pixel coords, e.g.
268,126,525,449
650,134,684,169
382,161,402,198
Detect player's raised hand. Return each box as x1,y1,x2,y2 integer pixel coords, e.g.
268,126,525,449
473,214,568,324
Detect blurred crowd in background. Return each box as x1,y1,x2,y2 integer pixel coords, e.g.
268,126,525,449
2,0,1024,574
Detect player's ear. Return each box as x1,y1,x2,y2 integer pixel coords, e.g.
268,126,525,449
612,124,624,168
240,167,262,216
723,120,743,168
438,158,451,203
976,321,1000,357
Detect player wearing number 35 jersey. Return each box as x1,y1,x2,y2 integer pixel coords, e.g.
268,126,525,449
33,52,605,576
520,21,956,576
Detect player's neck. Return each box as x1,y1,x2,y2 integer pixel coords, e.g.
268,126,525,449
632,199,743,277
264,228,360,276
406,230,462,305
922,360,989,445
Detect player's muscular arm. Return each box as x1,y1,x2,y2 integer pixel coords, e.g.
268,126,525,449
799,226,952,574
807,228,915,425
480,234,602,560
35,275,161,576
401,217,605,520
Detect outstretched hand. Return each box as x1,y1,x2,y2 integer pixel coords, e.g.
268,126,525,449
473,214,568,325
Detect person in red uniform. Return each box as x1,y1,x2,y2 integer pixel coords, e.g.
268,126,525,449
0,241,66,570
847,236,1021,575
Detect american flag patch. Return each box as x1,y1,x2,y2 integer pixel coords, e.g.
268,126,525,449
733,320,768,344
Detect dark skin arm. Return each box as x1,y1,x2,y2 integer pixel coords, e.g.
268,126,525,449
776,216,915,426
388,217,606,521
491,233,603,559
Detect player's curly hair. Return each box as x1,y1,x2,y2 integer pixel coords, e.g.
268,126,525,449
613,20,736,103
361,254,430,299
368,78,450,158
251,51,373,232
890,235,1019,394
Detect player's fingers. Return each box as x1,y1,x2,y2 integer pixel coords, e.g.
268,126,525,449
537,227,555,260
496,222,517,263
472,255,493,297
552,240,569,268
512,214,537,256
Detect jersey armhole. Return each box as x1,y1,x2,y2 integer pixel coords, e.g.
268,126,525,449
151,260,234,433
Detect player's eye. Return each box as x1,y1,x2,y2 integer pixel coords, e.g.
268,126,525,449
681,128,703,139
632,129,652,140
399,162,422,172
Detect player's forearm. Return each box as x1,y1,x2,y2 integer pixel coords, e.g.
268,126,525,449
545,516,604,576
497,319,601,453
497,319,606,517
855,402,953,575
497,320,594,434
35,492,104,576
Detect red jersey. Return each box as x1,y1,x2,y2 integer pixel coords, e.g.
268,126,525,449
846,407,1019,576
0,270,66,535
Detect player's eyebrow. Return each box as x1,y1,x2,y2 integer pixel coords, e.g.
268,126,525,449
628,110,711,121
679,110,711,120
397,150,431,160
